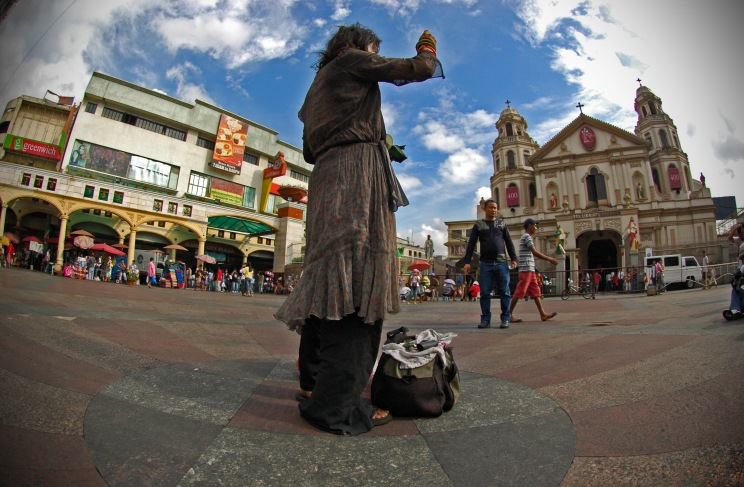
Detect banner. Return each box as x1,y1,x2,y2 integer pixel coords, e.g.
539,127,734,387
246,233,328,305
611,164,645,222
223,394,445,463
667,167,681,189
210,114,248,175
506,186,520,207
210,177,245,206
5,136,61,160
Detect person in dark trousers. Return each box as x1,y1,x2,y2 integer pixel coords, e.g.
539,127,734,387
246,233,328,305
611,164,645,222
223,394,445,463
274,23,441,435
460,198,518,329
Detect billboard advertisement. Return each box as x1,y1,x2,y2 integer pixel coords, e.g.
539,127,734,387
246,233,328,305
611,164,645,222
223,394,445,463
210,114,248,175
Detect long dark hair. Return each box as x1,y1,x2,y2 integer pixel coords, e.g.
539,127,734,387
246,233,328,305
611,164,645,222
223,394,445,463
313,23,381,72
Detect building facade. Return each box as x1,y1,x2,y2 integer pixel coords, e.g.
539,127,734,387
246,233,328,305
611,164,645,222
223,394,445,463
0,72,310,273
446,85,720,288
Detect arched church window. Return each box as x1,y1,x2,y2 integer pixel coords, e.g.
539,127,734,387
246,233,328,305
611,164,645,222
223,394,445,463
523,151,530,166
642,106,648,117
586,167,607,207
685,166,692,189
505,122,514,137
649,103,657,115
652,168,661,193
495,188,500,207
673,133,680,149
659,130,670,149
495,157,501,171
529,183,536,207
507,150,516,169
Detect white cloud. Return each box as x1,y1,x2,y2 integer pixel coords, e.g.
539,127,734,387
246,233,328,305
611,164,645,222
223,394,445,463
438,147,489,185
510,0,744,198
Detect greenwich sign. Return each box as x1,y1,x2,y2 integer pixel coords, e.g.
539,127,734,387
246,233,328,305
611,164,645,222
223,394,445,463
5,136,61,160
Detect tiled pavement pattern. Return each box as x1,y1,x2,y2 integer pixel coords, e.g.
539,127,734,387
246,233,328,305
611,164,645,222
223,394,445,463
0,268,742,486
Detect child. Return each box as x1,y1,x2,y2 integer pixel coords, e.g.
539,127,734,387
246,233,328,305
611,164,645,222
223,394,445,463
509,219,558,327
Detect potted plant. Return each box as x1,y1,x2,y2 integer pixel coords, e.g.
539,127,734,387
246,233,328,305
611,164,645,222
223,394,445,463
126,270,139,285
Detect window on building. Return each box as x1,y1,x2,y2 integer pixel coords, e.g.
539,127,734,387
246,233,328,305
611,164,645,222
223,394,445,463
586,168,607,207
113,191,124,204
291,169,310,183
188,173,209,197
99,188,109,201
649,103,657,115
84,185,95,198
529,183,536,207
47,178,57,191
642,106,647,117
523,151,530,166
507,150,515,169
218,230,225,238
495,157,500,171
659,130,670,149
197,137,215,150
183,205,192,217
243,186,256,209
258,237,264,244
243,152,259,166
505,122,514,137
645,134,653,149
85,102,97,114
0,120,9,133
33,175,44,189
164,126,187,141
101,107,125,122
266,193,278,214
167,202,178,214
230,232,236,240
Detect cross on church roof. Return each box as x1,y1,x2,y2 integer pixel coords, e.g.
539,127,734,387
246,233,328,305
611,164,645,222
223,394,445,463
637,78,643,86
505,100,511,108
576,102,584,114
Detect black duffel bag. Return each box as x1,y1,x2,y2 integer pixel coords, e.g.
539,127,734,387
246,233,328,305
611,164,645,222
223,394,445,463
371,327,460,417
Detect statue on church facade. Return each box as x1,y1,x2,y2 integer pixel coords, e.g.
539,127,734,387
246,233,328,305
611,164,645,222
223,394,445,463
636,182,645,199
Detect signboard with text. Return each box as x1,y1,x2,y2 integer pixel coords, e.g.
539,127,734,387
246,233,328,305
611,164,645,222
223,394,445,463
4,136,61,160
668,167,682,189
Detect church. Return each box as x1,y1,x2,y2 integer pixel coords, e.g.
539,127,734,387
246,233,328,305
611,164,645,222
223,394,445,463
445,84,719,287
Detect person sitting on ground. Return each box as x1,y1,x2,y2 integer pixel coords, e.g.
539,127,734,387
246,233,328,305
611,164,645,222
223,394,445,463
468,281,481,301
400,285,411,302
442,281,455,301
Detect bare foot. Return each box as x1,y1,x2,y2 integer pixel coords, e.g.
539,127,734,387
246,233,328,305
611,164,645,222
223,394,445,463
371,408,389,420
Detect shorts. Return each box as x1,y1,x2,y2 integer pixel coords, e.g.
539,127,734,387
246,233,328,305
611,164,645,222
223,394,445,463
513,271,542,299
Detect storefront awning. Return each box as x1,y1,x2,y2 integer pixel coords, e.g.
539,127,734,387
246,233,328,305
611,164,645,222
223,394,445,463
208,215,275,236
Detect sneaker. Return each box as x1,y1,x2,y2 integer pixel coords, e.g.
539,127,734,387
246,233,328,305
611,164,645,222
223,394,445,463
499,321,509,329
478,321,491,329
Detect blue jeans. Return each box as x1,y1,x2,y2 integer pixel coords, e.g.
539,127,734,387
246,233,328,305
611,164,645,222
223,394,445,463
478,261,511,324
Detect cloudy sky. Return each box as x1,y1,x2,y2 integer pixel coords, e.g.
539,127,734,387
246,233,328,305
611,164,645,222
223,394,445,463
1,0,742,255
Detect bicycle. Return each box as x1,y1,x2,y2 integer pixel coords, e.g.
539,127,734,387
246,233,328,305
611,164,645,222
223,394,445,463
561,278,592,300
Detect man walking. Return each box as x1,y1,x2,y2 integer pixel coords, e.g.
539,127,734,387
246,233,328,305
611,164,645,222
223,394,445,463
460,198,518,329
510,218,558,323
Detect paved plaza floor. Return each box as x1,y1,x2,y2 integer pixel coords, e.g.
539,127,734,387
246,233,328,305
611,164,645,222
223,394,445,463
0,267,742,486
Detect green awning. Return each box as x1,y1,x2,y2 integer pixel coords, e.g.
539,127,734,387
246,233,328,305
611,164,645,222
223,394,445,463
208,215,275,236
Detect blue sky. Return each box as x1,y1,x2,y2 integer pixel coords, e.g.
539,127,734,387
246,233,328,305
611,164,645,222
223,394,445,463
1,0,742,256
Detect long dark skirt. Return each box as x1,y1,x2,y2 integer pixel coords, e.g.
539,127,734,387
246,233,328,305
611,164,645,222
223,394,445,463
298,313,383,435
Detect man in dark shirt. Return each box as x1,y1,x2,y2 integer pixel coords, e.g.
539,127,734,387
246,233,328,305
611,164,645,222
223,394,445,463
460,199,518,329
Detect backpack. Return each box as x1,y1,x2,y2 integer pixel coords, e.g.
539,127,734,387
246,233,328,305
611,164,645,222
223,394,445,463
371,327,460,417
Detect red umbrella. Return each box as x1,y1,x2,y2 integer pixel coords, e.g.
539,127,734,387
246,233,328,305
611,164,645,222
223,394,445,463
90,243,125,256
69,229,94,237
22,235,43,243
407,260,431,272
111,243,128,249
3,232,19,244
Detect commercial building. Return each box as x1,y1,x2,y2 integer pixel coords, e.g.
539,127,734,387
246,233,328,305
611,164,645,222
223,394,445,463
0,72,309,273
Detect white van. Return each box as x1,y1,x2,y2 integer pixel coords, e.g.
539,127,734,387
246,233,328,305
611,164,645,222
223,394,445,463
645,254,703,289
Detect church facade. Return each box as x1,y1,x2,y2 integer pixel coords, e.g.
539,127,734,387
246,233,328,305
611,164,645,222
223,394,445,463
445,85,718,285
